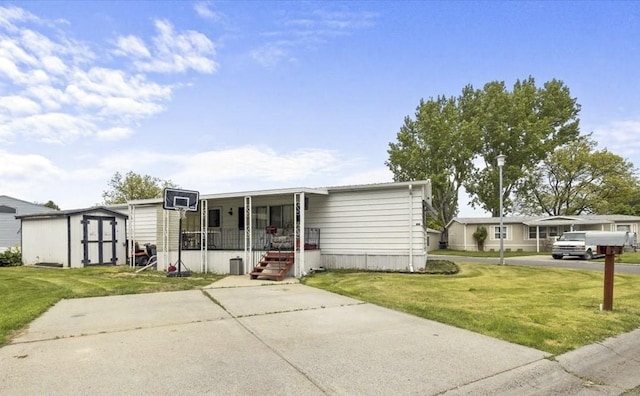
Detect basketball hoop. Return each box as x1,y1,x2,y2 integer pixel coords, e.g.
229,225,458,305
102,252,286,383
163,188,200,277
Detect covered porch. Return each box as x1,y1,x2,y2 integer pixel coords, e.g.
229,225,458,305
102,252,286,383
171,187,328,277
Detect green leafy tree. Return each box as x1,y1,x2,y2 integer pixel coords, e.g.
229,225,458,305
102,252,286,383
463,77,582,216
516,138,640,215
43,200,60,210
386,94,479,233
102,171,177,205
387,77,581,224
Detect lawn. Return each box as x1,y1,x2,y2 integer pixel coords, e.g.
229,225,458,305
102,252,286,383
0,266,222,346
434,248,640,264
302,262,640,355
431,249,548,257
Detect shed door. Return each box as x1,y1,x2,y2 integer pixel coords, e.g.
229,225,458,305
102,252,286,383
82,216,118,265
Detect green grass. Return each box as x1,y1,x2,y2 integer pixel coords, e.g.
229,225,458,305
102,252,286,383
0,266,222,346
435,248,640,264
302,263,640,355
432,249,546,257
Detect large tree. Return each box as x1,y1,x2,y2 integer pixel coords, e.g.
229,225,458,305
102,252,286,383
463,77,582,216
515,138,640,216
386,93,480,232
387,77,582,225
102,171,177,205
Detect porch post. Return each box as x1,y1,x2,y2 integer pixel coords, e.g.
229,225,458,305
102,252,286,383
128,204,135,268
536,225,540,253
294,192,305,277
243,196,252,275
162,208,170,271
200,199,208,272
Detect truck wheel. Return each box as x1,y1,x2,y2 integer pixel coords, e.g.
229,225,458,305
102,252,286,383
552,254,562,260
583,250,593,260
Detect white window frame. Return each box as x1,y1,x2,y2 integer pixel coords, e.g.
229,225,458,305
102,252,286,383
492,225,509,240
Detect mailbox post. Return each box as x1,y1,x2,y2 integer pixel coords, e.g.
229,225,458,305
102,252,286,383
597,245,623,311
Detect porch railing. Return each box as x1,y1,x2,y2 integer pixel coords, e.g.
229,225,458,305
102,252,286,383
181,228,320,251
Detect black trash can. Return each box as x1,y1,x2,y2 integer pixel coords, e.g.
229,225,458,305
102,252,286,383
439,241,448,249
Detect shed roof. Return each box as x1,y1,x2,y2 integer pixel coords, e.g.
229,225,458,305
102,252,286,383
16,206,128,220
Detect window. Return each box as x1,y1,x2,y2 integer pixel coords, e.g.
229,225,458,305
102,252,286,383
528,225,570,239
238,207,244,230
539,227,547,239
269,205,294,229
208,209,221,228
617,224,631,232
493,226,507,240
254,206,268,230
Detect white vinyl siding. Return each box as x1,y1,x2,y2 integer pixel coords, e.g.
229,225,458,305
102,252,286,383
130,205,159,246
21,217,67,266
0,196,56,250
306,186,424,254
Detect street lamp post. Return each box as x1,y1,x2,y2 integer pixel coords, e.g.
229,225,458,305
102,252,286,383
497,154,506,265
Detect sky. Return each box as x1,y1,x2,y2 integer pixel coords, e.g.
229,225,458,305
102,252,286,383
1,1,639,216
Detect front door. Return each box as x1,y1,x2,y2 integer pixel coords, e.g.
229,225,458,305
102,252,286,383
82,216,118,265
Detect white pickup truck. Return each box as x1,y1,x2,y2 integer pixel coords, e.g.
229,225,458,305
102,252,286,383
551,231,637,260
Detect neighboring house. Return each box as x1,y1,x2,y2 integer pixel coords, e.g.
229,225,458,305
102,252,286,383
446,215,640,253
17,207,128,268
0,195,56,252
119,181,434,275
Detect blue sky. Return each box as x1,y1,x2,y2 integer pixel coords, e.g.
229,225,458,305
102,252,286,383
1,1,639,215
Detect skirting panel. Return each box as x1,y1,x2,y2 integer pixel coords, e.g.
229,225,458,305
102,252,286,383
320,253,426,271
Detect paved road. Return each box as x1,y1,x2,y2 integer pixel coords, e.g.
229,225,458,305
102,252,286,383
429,254,640,274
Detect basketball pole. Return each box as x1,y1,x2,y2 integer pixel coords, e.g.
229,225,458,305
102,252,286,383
178,208,183,274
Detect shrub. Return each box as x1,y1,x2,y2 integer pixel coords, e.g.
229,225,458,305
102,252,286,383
473,226,488,251
0,246,22,266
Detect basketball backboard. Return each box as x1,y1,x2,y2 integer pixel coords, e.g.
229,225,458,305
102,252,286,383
163,188,200,211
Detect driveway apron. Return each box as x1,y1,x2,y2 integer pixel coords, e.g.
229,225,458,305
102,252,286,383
0,282,548,395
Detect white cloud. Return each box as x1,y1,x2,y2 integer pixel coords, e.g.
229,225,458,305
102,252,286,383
0,6,38,31
335,167,393,186
250,42,294,68
194,2,222,21
0,112,94,143
173,146,343,183
114,35,151,58
116,19,218,74
250,7,378,67
95,126,134,141
0,7,215,145
0,150,62,178
0,95,41,115
592,119,640,166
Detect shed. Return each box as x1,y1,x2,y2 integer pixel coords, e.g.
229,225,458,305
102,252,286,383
17,207,128,268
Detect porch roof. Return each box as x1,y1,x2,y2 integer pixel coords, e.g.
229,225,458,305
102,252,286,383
126,187,329,206
200,187,329,200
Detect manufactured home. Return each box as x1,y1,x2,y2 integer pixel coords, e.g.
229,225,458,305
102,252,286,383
122,181,435,276
446,214,640,253
17,207,128,268
0,195,56,252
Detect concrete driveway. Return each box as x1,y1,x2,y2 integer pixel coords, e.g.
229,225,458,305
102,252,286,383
1,277,638,395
